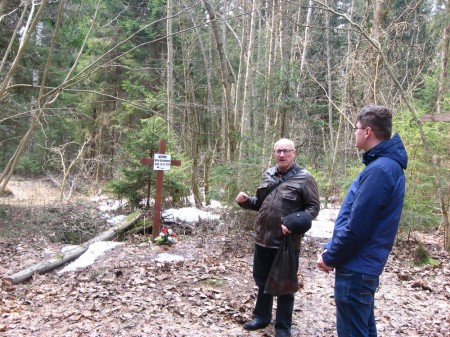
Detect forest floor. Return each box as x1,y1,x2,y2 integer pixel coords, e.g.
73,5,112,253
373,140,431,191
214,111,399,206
0,177,449,337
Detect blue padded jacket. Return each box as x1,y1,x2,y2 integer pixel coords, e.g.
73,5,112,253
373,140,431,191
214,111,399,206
322,133,408,276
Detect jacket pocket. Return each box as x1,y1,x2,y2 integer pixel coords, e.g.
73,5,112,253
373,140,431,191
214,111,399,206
281,186,298,209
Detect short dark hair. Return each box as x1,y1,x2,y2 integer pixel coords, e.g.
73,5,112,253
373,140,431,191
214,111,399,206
356,105,392,140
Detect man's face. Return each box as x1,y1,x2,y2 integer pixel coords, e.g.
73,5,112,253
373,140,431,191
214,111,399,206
274,142,296,172
354,122,368,151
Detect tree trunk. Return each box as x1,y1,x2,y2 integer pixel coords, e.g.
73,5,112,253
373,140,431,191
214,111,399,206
0,0,47,101
293,0,314,144
277,0,292,138
204,154,212,206
0,0,6,17
202,0,236,161
182,2,216,200
166,0,174,131
238,0,257,160
0,0,30,77
263,0,279,162
324,0,355,208
435,0,450,251
6,211,141,284
325,0,334,151
300,0,314,73
234,1,246,157
180,23,202,207
436,0,449,115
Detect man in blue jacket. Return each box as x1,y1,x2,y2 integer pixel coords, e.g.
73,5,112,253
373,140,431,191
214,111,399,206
317,105,408,337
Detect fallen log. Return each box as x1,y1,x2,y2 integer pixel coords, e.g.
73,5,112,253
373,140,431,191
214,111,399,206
5,211,141,284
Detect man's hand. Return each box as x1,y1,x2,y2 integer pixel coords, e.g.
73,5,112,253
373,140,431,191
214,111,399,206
281,224,292,235
316,254,334,273
235,192,249,204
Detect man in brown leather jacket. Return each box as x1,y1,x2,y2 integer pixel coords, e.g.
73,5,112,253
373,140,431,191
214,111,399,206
236,138,320,337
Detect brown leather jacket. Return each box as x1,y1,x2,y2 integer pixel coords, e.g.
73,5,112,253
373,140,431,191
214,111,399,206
240,163,320,250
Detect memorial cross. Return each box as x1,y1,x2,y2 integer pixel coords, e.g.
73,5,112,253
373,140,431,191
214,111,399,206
140,139,181,238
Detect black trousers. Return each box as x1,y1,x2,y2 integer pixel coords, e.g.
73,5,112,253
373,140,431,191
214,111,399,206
252,243,300,333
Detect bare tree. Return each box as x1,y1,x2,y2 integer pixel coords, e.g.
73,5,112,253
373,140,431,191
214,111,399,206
202,0,236,161
276,0,293,137
436,0,450,115
166,0,174,131
263,0,279,162
314,0,450,251
46,138,91,201
180,19,202,207
325,0,334,151
238,0,257,161
434,0,450,250
181,2,218,205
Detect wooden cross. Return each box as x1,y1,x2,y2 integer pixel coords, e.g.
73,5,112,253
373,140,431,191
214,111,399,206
140,139,181,238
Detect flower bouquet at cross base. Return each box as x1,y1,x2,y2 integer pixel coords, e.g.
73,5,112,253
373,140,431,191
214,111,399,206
154,227,177,246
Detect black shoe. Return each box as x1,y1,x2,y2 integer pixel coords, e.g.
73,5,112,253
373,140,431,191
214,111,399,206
243,320,270,331
275,330,291,337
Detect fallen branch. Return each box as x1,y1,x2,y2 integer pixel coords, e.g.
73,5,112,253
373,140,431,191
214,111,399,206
5,211,142,284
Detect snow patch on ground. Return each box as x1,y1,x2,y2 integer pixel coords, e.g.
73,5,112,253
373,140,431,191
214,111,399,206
154,253,185,263
162,207,221,224
306,207,339,239
106,214,127,225
58,241,124,273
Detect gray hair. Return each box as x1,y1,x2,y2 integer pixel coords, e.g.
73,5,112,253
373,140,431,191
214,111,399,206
274,138,295,150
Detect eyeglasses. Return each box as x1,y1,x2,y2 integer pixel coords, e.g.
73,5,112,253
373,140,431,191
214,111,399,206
353,127,366,130
274,149,294,155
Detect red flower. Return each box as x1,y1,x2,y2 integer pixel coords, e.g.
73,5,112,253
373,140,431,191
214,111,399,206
161,228,168,234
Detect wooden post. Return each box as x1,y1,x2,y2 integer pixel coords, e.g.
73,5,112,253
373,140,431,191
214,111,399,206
140,139,181,238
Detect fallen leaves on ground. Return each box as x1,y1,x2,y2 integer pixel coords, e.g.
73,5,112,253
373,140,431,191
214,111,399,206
1,196,449,336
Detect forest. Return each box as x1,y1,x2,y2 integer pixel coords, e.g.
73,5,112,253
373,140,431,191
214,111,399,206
0,0,449,250
0,1,449,336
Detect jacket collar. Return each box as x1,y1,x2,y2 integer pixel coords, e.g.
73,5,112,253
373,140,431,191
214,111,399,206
362,133,408,169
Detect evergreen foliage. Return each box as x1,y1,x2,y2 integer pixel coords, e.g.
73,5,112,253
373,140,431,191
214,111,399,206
394,110,449,231
106,116,189,208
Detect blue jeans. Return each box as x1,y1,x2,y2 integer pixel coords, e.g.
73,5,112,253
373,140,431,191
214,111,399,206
334,268,379,337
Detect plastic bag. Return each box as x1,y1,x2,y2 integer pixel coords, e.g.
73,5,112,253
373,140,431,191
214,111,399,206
264,235,299,296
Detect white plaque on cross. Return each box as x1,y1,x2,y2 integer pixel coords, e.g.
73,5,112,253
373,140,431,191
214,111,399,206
153,153,172,171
